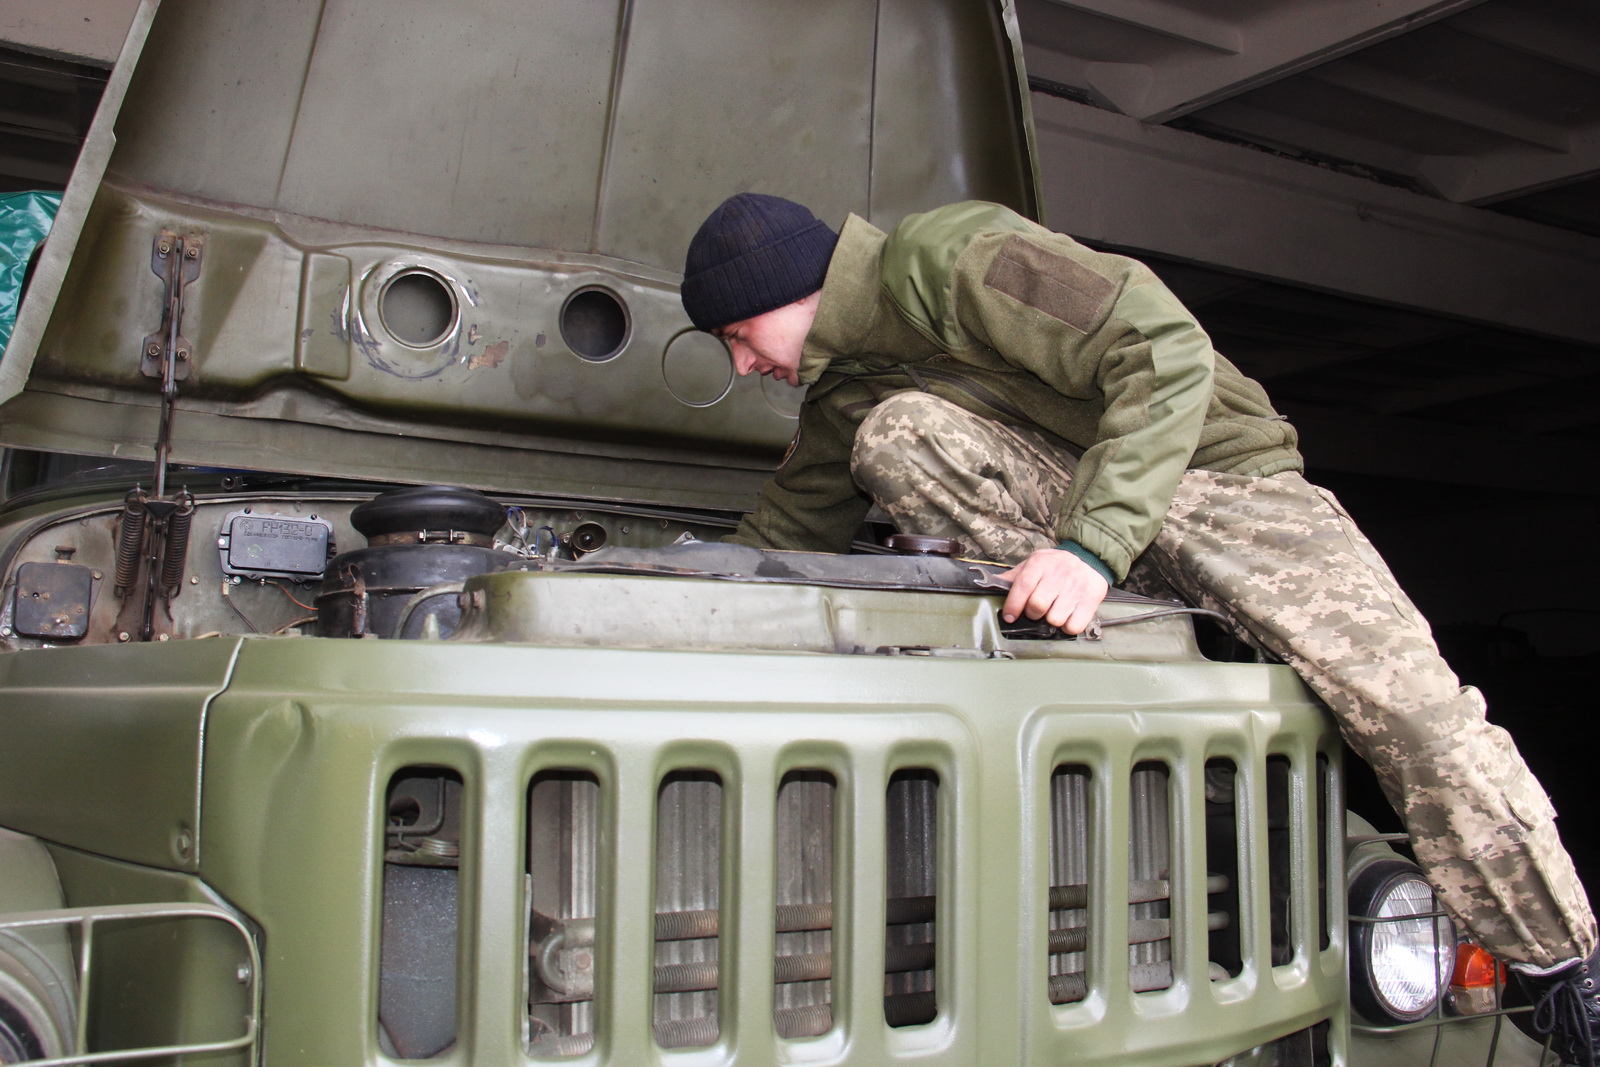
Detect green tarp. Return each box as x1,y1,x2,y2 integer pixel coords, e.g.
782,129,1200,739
1,190,62,357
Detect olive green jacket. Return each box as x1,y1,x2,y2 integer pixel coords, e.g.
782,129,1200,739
731,201,1302,581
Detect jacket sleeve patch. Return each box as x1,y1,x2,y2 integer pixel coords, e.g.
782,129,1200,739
983,235,1115,334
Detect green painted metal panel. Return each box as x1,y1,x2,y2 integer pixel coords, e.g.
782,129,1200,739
43,844,256,1066
0,0,1036,506
186,636,1339,1067
0,639,239,871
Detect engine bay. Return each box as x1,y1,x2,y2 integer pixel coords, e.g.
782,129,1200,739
0,475,734,648
0,464,1220,661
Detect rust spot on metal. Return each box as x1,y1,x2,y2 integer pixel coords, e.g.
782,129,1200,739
470,340,510,369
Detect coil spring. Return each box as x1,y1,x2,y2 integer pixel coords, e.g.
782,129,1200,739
162,490,196,598
114,488,149,597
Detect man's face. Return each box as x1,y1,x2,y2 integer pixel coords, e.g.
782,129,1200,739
714,293,819,387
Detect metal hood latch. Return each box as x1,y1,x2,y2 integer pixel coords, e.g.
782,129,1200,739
141,230,200,386
110,231,204,641
141,230,201,501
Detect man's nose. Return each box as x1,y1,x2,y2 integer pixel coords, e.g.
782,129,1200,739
731,346,756,375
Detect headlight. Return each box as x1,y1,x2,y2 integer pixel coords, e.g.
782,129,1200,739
1348,858,1455,1025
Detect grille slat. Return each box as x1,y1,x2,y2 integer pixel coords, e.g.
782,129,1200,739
1128,763,1174,992
884,770,939,1026
526,771,600,1057
1047,765,1092,1003
652,772,723,1047
773,771,835,1038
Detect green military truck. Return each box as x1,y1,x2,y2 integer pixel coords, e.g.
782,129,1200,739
0,1,1553,1064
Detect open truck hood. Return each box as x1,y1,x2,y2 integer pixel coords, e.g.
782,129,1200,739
0,0,1038,511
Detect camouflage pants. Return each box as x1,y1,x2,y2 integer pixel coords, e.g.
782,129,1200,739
852,391,1596,966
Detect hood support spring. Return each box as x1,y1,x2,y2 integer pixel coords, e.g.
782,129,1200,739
113,486,196,641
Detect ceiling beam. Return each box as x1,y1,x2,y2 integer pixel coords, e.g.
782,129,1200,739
1030,92,1600,346
1416,128,1600,205
1306,61,1571,152
0,0,137,68
1033,0,1489,124
0,118,82,146
1186,99,1430,184
1447,5,1600,79
1041,0,1239,53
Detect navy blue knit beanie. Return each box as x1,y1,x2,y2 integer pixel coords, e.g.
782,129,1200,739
681,193,838,332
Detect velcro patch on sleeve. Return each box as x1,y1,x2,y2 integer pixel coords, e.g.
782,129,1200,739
983,235,1116,334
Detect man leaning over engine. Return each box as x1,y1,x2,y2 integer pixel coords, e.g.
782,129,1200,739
680,192,1600,1066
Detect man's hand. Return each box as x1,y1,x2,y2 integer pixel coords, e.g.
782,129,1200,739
997,548,1109,635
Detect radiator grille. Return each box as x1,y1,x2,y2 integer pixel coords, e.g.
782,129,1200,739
492,712,1339,1062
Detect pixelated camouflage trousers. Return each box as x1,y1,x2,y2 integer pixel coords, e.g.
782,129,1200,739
852,391,1595,966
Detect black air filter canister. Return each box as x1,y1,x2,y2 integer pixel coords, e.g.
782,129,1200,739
316,486,511,639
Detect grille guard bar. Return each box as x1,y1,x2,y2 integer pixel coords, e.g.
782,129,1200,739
0,901,261,1067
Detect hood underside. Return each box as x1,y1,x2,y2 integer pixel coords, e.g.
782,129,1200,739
1,0,1037,511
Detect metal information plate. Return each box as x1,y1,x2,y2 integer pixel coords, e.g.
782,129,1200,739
218,512,335,581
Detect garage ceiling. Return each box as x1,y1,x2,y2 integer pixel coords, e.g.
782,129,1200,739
1019,0,1600,493
1023,0,1600,213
